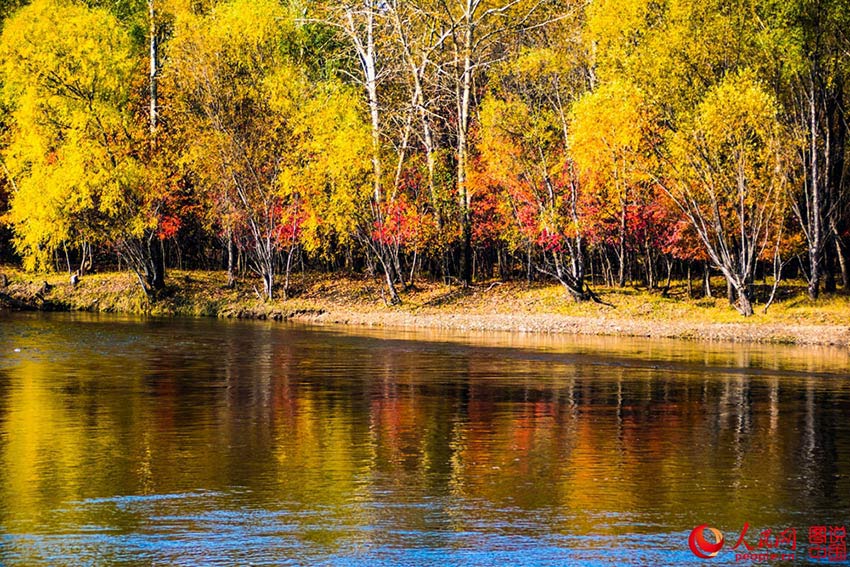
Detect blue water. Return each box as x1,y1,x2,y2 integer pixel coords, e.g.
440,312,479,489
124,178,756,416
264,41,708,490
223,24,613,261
0,313,848,566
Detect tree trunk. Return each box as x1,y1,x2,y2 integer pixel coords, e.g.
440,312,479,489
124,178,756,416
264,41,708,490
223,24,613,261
825,243,837,293
63,241,72,275
618,204,626,287
603,251,614,287
148,237,165,292
283,246,295,300
366,46,382,203
382,261,400,304
735,286,754,316
645,239,655,289
460,213,472,285
263,270,273,301
149,0,158,135
456,1,474,285
144,1,165,295
807,82,822,301
79,242,87,276
226,233,235,288
722,270,754,316
836,235,849,289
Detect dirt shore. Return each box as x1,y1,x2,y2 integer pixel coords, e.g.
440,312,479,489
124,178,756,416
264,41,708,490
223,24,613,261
296,309,850,346
2,267,849,346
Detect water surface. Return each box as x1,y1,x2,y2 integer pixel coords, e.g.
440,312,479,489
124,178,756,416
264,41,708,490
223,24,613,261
0,312,848,565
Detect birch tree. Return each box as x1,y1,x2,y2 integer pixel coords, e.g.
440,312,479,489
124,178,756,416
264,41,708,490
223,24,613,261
170,0,372,300
0,0,171,294
663,74,794,316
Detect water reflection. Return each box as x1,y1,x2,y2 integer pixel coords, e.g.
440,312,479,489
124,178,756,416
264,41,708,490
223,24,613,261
0,313,848,565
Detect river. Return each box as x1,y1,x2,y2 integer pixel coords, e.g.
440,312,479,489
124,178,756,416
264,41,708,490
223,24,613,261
0,312,848,565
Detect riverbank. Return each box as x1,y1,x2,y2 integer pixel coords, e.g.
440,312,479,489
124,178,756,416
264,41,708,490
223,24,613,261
2,266,850,346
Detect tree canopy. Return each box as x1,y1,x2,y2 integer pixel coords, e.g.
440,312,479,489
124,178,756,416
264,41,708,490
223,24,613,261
1,0,849,315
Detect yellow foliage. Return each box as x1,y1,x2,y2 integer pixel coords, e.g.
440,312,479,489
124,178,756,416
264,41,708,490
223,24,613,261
668,72,793,213
169,0,372,260
661,71,797,285
569,79,658,203
0,0,141,271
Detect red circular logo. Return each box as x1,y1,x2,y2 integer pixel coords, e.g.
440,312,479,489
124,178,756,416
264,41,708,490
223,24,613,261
689,524,725,559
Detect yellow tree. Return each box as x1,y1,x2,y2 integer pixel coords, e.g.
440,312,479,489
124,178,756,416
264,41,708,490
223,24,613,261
169,0,372,300
570,79,659,287
0,0,168,292
275,78,374,297
663,73,794,316
584,0,803,305
477,43,598,300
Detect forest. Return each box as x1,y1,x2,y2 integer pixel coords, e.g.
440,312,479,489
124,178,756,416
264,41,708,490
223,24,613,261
0,0,848,317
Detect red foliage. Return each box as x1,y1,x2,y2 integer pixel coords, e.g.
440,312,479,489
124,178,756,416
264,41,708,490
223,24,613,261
157,215,182,240
580,186,689,258
154,177,200,241
471,183,506,247
372,194,436,251
272,200,306,246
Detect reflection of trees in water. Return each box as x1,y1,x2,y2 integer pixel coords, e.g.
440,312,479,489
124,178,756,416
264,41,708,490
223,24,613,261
799,380,843,506
139,332,850,531
1,320,849,542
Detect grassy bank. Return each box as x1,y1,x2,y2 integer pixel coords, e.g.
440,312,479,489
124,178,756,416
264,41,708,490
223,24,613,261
2,266,850,346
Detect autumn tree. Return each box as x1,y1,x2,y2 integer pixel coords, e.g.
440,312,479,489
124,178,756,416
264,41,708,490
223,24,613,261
385,1,452,222
394,0,548,285
0,0,173,293
306,0,411,302
662,74,794,316
477,33,598,299
169,0,372,300
570,79,659,288
583,0,809,310
768,0,850,298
